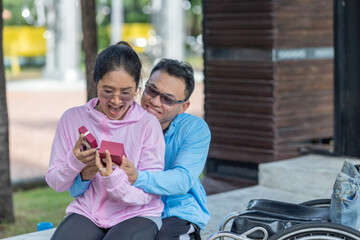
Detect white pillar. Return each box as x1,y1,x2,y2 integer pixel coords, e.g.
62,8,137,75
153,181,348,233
57,0,82,82
111,0,124,44
162,0,185,60
43,0,56,77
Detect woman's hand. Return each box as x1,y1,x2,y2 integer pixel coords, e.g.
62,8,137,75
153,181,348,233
95,150,113,177
73,134,97,166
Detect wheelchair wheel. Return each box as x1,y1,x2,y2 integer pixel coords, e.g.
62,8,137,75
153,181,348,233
269,222,360,240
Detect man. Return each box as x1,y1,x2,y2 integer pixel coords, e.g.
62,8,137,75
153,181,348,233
70,59,211,239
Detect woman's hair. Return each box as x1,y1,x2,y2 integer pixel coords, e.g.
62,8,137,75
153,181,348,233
93,41,142,88
150,58,195,101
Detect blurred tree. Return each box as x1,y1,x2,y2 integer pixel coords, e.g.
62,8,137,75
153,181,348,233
81,0,98,100
0,0,15,224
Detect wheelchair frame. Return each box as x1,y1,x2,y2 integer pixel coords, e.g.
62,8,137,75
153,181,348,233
206,199,360,240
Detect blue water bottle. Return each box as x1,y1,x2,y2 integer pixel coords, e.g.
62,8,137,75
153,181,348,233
37,222,53,231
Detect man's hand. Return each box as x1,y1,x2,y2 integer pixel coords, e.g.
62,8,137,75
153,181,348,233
120,156,138,185
73,134,97,166
80,165,98,180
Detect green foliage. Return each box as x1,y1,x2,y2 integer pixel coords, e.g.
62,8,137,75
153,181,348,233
185,54,203,71
0,187,73,239
97,25,111,50
123,0,150,23
97,0,150,24
3,0,151,26
186,0,203,36
3,0,35,25
96,0,151,48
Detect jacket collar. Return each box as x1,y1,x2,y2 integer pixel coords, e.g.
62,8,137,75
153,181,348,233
165,113,187,137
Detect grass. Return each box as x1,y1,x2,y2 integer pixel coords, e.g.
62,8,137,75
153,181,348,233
0,187,73,239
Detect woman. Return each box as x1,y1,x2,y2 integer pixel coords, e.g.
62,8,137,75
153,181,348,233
46,42,165,240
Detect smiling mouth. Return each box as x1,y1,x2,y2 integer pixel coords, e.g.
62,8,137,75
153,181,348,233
146,104,161,115
108,105,123,115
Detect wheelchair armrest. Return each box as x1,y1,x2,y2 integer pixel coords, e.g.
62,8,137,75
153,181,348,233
299,198,331,207
219,211,243,231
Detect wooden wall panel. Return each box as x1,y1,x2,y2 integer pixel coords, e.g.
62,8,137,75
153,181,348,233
204,0,274,48
203,0,334,167
274,0,333,48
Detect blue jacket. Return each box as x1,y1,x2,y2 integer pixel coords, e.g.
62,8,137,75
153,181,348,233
69,113,211,229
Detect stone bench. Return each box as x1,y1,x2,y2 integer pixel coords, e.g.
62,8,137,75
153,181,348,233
1,228,56,240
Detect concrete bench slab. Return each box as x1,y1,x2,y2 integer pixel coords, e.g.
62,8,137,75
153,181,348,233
1,228,55,240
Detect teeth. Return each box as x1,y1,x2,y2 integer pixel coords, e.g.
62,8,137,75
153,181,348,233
146,106,158,114
109,105,122,114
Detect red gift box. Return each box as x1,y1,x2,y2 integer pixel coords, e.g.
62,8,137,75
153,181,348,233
99,140,126,165
78,126,98,150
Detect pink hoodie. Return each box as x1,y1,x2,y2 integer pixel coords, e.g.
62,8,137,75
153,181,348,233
46,98,165,228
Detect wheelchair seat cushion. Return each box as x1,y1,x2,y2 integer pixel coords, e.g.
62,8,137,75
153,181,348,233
247,199,330,221
230,199,330,238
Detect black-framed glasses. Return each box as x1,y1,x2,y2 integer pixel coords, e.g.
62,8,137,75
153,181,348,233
144,83,186,106
99,88,134,102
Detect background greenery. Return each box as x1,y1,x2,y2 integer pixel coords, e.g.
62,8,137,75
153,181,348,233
3,0,151,50
0,187,73,239
3,0,203,74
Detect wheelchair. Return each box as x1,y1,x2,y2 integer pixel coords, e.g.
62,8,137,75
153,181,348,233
207,198,360,240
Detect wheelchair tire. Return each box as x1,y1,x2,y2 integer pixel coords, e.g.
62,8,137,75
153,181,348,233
268,222,360,240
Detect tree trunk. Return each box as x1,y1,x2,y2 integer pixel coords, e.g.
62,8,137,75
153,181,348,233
0,0,15,223
81,0,98,101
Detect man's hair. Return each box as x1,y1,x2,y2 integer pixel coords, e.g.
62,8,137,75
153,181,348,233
150,58,195,101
